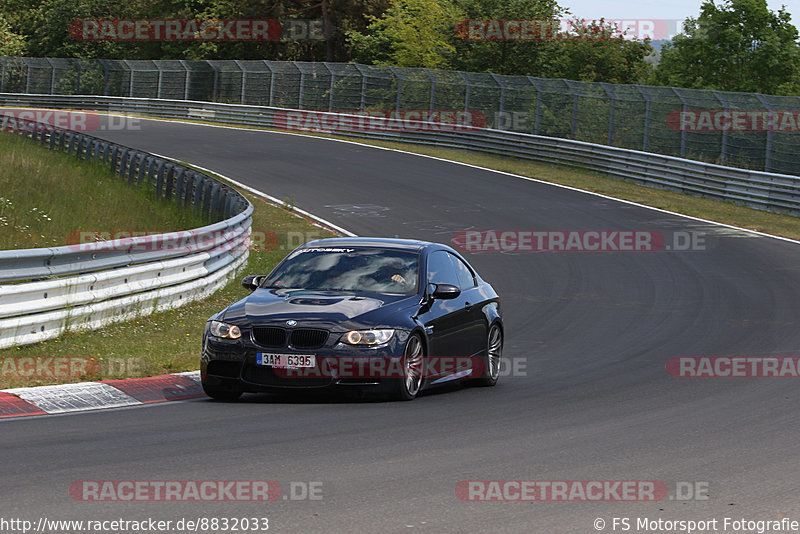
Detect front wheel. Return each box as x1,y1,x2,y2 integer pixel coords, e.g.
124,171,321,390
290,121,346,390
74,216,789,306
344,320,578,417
390,333,425,401
471,323,502,387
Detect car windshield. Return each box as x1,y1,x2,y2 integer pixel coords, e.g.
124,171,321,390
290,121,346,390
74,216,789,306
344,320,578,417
263,247,420,295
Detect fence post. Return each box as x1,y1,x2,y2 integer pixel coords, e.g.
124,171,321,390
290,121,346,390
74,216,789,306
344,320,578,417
179,60,190,100
234,60,246,104
155,61,163,99
209,61,219,101
600,83,616,145
635,85,651,152
123,60,135,97
490,73,506,125
456,71,470,114
388,66,402,112
294,61,305,109
324,62,335,111
75,59,82,94
423,68,436,114
264,61,275,107
23,58,31,93
711,90,728,165
754,93,774,173
46,58,56,94
564,79,579,139
672,87,688,158
353,63,369,112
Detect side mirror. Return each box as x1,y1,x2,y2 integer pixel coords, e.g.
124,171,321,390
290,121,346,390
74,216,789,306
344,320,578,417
430,283,461,300
241,275,264,292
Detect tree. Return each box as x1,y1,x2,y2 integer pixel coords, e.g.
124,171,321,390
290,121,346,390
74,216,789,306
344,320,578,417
0,13,26,56
555,20,653,84
347,0,464,68
653,0,800,95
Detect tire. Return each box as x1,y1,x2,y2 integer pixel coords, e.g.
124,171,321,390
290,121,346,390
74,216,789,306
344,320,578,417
202,381,243,401
390,333,425,401
471,323,502,387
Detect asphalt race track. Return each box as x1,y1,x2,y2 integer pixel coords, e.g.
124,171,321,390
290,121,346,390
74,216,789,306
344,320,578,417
3,116,800,533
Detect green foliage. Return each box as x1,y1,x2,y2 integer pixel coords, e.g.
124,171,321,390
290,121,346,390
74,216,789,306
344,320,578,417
0,13,26,56
348,0,464,68
653,0,800,95
346,0,653,83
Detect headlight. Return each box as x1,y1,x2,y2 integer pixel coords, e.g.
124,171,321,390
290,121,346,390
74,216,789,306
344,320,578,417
341,329,395,346
209,320,242,339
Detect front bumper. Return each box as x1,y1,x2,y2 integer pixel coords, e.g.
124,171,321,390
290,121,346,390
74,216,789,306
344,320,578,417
201,328,411,393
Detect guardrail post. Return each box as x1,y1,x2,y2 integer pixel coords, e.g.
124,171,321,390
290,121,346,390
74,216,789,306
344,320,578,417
182,172,195,206
0,57,5,92
210,183,223,218
137,155,149,185
128,152,139,183
175,167,186,201
117,148,127,176
164,165,175,200
155,161,167,197
193,175,204,212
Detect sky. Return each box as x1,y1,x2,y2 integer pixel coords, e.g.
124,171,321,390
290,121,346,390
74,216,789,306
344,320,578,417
559,0,798,25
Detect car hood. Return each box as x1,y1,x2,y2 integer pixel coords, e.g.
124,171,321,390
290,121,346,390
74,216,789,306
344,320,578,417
220,288,418,330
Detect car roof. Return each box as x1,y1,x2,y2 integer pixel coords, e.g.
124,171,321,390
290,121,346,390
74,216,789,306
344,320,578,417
302,237,436,252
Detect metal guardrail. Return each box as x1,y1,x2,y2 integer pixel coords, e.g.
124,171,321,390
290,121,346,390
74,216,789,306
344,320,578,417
2,93,798,216
0,114,253,349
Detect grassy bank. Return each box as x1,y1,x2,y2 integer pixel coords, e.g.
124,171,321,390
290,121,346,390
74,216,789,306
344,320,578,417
0,132,208,250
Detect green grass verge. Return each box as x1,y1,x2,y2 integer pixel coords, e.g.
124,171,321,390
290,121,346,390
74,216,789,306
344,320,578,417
0,132,208,250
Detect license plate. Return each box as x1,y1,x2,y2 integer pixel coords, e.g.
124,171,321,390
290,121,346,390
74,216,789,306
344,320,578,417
256,353,316,368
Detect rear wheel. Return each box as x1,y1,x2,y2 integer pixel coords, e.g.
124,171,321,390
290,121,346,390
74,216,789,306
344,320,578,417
390,334,425,401
472,323,502,387
202,381,243,401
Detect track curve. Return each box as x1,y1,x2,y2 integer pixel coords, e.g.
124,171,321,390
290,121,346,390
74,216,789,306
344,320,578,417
3,116,800,533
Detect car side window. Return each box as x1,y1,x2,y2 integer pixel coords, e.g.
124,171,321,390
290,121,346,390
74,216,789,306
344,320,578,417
450,254,477,290
427,250,460,287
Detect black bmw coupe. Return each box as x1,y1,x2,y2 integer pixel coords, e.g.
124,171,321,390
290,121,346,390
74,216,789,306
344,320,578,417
201,237,503,401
